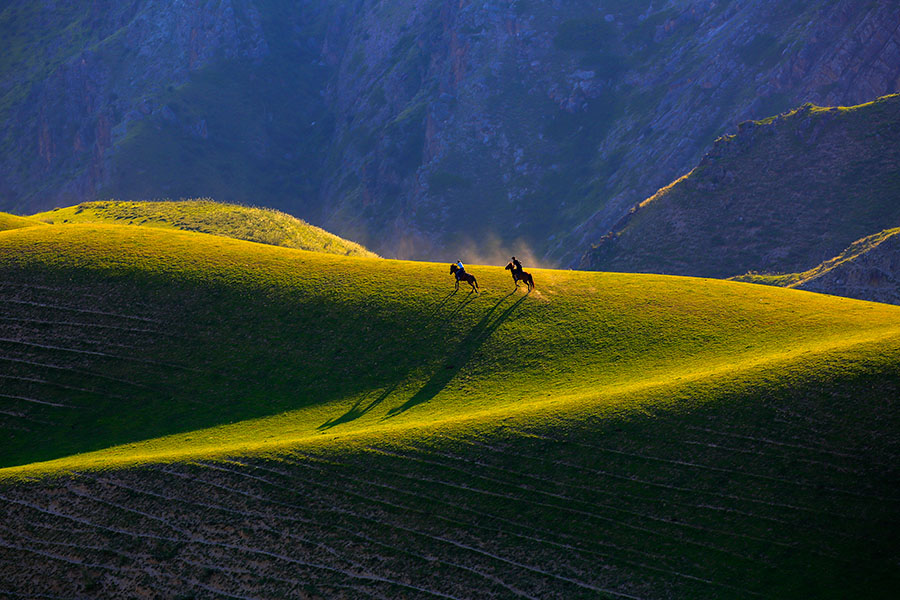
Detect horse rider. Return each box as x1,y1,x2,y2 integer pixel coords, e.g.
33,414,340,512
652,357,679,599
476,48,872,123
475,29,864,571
511,256,523,277
455,259,466,281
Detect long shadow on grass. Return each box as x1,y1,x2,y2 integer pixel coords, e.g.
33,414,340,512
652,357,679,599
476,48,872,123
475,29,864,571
317,289,473,430
318,383,402,430
384,289,528,419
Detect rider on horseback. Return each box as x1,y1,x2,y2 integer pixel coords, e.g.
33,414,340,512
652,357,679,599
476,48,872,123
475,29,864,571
455,260,466,281
511,256,523,277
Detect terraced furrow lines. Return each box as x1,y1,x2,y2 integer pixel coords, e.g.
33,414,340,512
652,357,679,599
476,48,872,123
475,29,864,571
6,480,470,600
0,525,144,564
65,487,196,539
174,557,378,599
683,425,867,461
0,494,188,545
0,393,72,408
334,447,799,561
157,464,503,591
189,460,615,598
0,338,200,373
0,298,162,324
0,355,154,391
461,437,868,522
679,440,859,473
394,440,838,538
272,454,773,583
563,444,896,502
229,458,686,579
0,373,128,401
0,539,148,575
0,315,178,338
155,470,516,597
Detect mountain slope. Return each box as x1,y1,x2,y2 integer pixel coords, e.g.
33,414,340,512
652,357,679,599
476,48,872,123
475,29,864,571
1,223,899,597
32,199,378,256
1,1,898,263
734,227,900,304
582,94,900,278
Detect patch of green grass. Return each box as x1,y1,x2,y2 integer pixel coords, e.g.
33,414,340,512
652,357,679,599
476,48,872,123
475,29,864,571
31,200,377,257
0,212,47,232
1,223,898,474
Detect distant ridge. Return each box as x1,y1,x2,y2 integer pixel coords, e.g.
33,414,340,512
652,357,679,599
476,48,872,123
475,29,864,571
32,199,378,257
581,94,900,279
734,227,900,305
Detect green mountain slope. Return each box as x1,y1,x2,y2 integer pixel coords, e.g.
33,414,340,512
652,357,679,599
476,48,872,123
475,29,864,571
1,224,898,598
734,227,900,304
32,199,378,257
582,94,900,278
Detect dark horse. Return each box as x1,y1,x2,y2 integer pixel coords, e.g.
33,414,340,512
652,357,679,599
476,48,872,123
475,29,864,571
450,264,479,293
505,262,535,291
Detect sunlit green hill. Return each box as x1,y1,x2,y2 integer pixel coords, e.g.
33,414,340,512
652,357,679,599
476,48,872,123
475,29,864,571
0,211,45,231
32,199,377,257
1,223,898,598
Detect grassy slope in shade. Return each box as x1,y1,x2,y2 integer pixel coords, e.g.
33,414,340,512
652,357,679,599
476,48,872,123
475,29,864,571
32,199,378,257
0,222,898,473
584,94,900,277
0,223,898,599
0,211,45,231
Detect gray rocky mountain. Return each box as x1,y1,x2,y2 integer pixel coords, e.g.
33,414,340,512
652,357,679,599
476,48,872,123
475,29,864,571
1,0,899,263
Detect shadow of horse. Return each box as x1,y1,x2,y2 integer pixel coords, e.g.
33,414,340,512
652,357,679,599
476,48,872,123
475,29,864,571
318,288,474,430
318,383,400,430
385,289,528,418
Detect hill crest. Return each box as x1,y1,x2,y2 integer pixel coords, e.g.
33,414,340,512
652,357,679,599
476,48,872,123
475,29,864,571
32,199,378,257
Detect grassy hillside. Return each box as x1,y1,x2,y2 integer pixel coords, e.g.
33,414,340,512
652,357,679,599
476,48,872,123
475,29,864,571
32,199,377,257
1,223,898,598
582,94,900,277
734,227,900,304
0,211,45,231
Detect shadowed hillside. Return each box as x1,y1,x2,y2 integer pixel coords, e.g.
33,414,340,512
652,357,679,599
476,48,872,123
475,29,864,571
582,94,900,278
1,223,898,598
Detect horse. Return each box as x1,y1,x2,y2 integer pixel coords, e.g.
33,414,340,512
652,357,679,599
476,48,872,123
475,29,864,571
505,262,535,291
450,264,479,293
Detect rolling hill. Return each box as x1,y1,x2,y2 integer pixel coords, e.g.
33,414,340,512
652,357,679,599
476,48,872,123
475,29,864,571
31,199,378,257
582,94,900,279
0,211,45,232
1,223,899,598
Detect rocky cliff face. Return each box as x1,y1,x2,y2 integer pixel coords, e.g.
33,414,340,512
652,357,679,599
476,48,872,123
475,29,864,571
1,0,899,263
